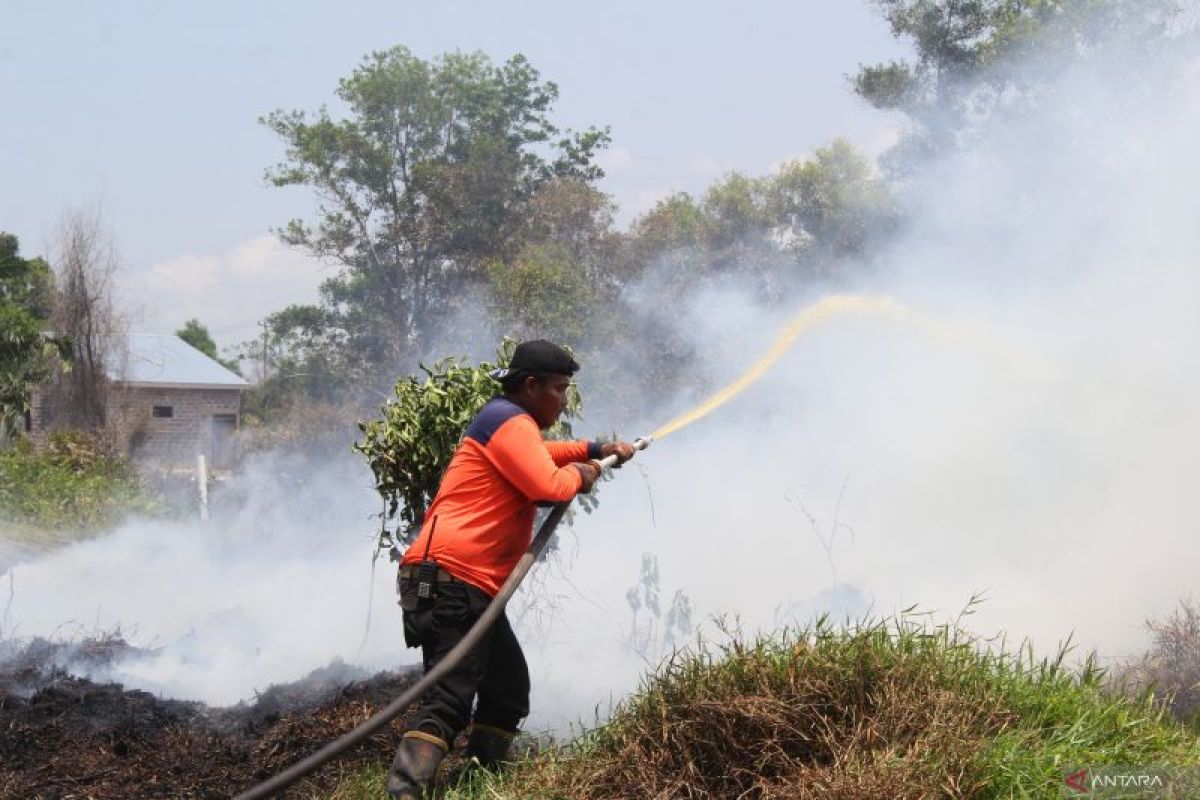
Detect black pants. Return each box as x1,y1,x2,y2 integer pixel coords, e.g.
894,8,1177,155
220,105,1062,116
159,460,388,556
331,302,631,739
400,575,530,745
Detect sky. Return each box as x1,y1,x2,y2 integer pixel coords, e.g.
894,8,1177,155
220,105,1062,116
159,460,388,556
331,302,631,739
1,1,906,351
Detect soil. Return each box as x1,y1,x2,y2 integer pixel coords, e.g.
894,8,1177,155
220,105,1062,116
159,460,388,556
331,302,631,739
0,635,421,799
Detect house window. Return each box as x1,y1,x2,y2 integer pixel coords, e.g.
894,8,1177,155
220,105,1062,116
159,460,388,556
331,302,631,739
153,405,174,418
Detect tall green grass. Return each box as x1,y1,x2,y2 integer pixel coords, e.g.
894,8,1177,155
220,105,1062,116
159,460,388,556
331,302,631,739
324,609,1200,799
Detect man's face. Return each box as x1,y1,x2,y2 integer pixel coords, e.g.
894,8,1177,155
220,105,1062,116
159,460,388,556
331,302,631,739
525,374,572,429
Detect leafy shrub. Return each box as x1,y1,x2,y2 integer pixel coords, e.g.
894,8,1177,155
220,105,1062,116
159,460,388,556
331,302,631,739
0,432,158,532
355,340,588,548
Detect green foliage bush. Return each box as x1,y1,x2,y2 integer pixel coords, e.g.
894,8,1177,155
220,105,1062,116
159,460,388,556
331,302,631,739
355,340,588,549
0,432,158,532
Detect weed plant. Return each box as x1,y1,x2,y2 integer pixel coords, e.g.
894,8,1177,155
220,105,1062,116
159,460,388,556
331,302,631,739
0,433,157,533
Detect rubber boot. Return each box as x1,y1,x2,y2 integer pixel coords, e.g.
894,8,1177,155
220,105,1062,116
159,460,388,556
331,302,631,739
386,730,448,799
465,723,515,771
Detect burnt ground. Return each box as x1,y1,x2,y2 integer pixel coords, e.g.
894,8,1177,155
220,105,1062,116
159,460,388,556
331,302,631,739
0,633,423,799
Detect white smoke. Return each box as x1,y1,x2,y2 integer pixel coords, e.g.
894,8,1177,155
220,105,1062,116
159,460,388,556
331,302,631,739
4,26,1200,740
2,451,406,705
523,35,1200,726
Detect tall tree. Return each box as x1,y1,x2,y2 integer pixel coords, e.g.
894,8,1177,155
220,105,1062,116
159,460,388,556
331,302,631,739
0,234,63,445
619,145,894,302
487,178,620,347
0,233,54,318
766,139,897,265
854,0,1182,160
176,318,242,375
487,242,596,345
263,46,611,383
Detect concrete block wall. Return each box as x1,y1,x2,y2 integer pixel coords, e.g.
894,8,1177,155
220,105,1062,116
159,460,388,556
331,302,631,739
109,386,241,466
23,385,240,468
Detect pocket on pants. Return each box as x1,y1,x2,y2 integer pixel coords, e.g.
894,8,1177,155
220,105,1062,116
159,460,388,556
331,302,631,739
431,582,473,633
402,582,472,648
403,606,433,648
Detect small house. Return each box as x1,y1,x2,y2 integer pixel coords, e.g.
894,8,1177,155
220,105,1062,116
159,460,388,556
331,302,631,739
29,334,248,469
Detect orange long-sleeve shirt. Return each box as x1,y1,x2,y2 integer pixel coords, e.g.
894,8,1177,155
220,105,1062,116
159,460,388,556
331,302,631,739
401,397,602,596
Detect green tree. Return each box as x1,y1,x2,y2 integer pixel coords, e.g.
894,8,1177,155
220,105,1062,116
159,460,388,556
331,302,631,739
0,233,54,317
234,302,349,432
487,178,620,347
624,193,706,266
854,0,1182,160
617,175,775,301
263,46,611,384
176,318,219,359
176,318,242,375
487,242,596,345
0,234,65,445
521,178,619,278
620,143,895,298
236,302,361,427
701,171,772,253
766,139,897,264
617,192,708,300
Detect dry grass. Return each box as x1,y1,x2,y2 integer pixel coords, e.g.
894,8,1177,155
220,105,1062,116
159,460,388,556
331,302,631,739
331,608,1200,800
485,618,1010,800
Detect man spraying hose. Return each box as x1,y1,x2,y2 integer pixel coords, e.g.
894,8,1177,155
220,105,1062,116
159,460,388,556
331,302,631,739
387,340,636,799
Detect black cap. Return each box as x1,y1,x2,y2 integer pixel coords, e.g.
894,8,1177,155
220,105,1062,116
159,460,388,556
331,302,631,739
491,340,579,379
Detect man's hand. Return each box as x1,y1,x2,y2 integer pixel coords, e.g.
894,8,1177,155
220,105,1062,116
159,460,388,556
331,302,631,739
600,441,637,467
571,460,601,493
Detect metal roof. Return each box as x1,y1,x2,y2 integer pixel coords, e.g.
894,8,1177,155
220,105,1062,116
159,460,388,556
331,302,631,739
109,334,249,389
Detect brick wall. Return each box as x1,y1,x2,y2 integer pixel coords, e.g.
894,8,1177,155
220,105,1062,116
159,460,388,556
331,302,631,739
25,385,241,468
108,386,241,467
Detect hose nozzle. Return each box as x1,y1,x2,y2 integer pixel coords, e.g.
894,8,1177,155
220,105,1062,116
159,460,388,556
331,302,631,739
596,434,653,469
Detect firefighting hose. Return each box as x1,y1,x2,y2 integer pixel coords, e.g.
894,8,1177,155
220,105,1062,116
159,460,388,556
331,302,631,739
233,295,932,798
234,435,652,800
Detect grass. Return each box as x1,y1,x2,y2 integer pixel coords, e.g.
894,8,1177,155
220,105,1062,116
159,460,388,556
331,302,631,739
0,432,158,537
321,609,1200,799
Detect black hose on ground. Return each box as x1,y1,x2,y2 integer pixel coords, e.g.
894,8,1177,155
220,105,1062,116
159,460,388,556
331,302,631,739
233,436,649,799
